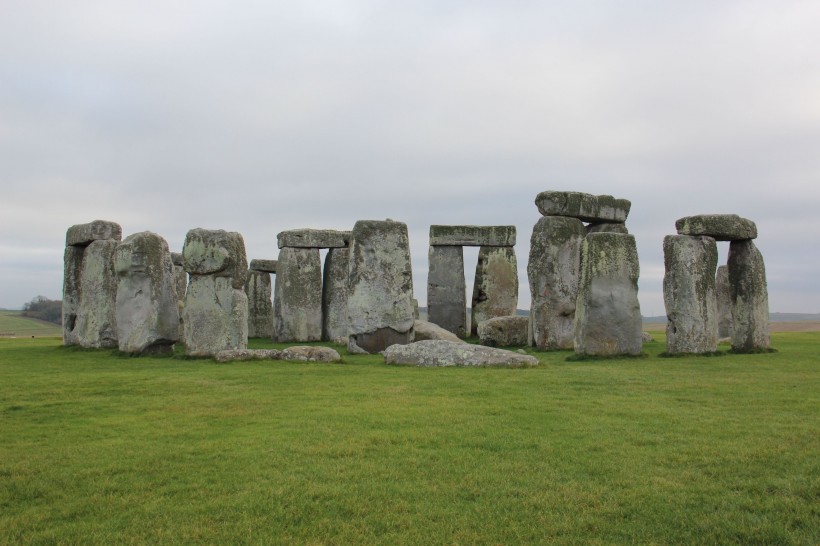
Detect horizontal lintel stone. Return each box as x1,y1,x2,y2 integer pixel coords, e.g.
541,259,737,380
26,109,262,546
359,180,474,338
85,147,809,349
675,214,757,241
277,229,351,249
429,225,516,247
535,191,631,223
250,259,278,273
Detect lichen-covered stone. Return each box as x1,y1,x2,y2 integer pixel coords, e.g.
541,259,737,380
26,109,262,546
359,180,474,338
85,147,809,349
183,275,248,356
281,346,341,363
413,320,465,343
728,240,770,352
535,191,631,222
62,246,84,346
427,245,466,337
471,246,518,335
114,231,180,355
384,340,538,367
66,220,122,247
75,240,119,348
574,233,642,356
675,214,757,241
663,235,719,354
322,247,350,342
586,222,628,235
214,349,282,363
477,316,528,347
277,229,351,249
182,228,248,288
173,262,187,340
527,216,585,349
249,259,278,273
716,265,733,338
245,270,273,338
272,247,323,342
171,252,183,267
347,220,415,354
429,225,516,247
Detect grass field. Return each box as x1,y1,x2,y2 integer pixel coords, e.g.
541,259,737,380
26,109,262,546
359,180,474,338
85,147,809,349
1,333,818,544
0,311,62,338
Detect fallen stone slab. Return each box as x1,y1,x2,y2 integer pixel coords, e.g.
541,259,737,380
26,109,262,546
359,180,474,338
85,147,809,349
281,346,341,363
413,320,465,343
675,214,757,241
535,191,631,223
383,340,538,367
215,349,282,363
477,316,528,347
277,229,350,249
66,220,122,247
250,259,278,273
429,225,516,247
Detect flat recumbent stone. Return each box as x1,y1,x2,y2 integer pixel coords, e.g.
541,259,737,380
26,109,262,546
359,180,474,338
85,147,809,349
535,191,631,223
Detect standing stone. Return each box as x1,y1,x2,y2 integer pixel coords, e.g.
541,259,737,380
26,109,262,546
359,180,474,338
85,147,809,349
727,240,770,352
322,247,350,342
182,229,248,356
574,233,642,356
471,246,518,335
527,216,585,349
716,265,733,338
347,220,415,353
427,246,467,338
245,270,273,338
62,246,84,346
663,235,719,354
114,231,180,355
272,247,322,342
171,252,187,339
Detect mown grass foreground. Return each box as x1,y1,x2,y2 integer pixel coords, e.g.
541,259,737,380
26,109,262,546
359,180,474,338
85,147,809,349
1,334,818,545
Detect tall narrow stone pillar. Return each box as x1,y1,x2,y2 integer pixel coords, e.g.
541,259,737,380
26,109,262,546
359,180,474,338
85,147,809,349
715,265,732,338
471,246,518,335
272,247,322,342
246,259,277,339
322,247,350,342
728,240,770,352
427,246,466,337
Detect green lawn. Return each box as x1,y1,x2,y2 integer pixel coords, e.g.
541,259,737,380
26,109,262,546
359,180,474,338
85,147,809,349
0,311,62,338
1,333,818,545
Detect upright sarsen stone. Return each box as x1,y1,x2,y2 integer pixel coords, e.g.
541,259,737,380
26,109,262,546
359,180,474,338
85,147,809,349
62,246,84,346
728,240,770,352
347,220,415,353
663,235,718,354
322,247,350,342
715,265,733,338
272,247,322,342
245,269,273,338
574,233,642,356
470,246,518,335
427,246,466,338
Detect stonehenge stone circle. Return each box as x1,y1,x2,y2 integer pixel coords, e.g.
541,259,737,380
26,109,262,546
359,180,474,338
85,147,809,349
383,340,538,367
715,265,733,338
272,247,322,342
114,231,180,355
322,247,350,342
574,232,642,356
470,246,518,335
675,214,757,241
182,228,249,356
728,240,770,352
347,219,415,354
663,235,719,354
535,191,631,223
477,315,529,347
427,245,467,337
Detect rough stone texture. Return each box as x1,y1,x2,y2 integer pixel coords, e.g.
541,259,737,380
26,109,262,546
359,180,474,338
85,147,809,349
347,220,415,354
173,263,187,340
642,332,655,343
182,228,248,287
250,259,278,273
427,246,467,337
66,220,122,247
535,191,631,223
272,247,323,342
574,233,642,356
245,270,273,338
586,222,629,235
183,276,248,356
675,214,757,241
429,225,516,247
663,235,719,354
322,247,350,342
728,240,770,352
477,316,529,347
114,232,180,355
715,265,733,338
171,252,183,267
384,340,538,367
277,229,350,249
413,320,465,343
527,216,585,349
471,246,518,335
281,346,342,363
215,349,282,363
62,246,84,346
74,240,120,348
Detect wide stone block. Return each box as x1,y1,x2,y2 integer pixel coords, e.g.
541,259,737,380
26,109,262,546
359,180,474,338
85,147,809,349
66,220,122,247
728,240,770,352
183,275,248,356
471,246,518,335
527,216,585,349
535,191,631,222
675,214,757,241
250,259,278,273
574,233,642,356
384,340,538,367
716,265,733,338
429,225,516,247
586,222,629,235
277,229,351,249
663,235,718,354
322,247,350,342
182,228,248,288
75,239,119,348
245,270,273,338
272,247,323,342
477,316,528,347
171,252,184,267
427,246,466,338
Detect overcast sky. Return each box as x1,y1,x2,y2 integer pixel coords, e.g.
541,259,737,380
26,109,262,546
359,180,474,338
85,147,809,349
2,1,818,316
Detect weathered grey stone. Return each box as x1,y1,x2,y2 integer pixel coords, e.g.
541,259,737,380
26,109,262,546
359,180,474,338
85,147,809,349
728,240,770,352
347,220,415,354
675,214,757,241
535,191,631,222
641,332,655,343
114,231,180,355
62,246,84,346
477,316,529,347
173,263,187,340
574,233,642,356
183,275,248,356
427,246,466,337
384,340,538,367
171,252,183,267
586,222,628,235
277,229,350,249
281,346,341,363
214,349,282,363
75,239,119,348
471,246,518,335
182,228,248,288
272,247,322,342
527,216,585,350
413,299,420,319
250,259,278,273
322,247,350,342
413,320,465,343
429,225,516,247
663,235,719,354
245,270,273,338
716,265,733,338
66,220,122,247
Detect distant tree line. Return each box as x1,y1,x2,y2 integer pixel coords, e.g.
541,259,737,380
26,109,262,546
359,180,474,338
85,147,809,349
22,296,62,325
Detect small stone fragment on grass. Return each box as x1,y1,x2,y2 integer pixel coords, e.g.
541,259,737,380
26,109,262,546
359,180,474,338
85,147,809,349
383,340,538,367
214,349,282,362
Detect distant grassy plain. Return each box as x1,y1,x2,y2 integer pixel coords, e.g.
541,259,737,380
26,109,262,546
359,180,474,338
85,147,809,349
1,330,818,544
0,311,62,338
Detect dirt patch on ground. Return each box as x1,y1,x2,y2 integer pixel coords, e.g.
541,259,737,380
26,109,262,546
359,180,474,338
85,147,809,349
643,321,820,333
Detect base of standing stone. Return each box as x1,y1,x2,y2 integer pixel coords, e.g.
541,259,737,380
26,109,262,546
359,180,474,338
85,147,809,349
349,327,413,354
